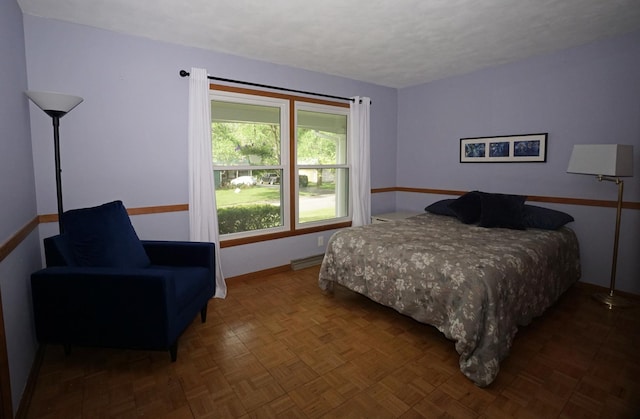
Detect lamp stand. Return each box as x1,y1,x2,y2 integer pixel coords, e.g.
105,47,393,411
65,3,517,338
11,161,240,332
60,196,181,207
592,176,632,309
52,115,65,233
44,110,68,234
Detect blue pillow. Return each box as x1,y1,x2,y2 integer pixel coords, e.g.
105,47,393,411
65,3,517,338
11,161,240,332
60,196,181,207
61,200,150,268
523,205,574,230
449,191,482,224
424,199,457,217
478,192,527,230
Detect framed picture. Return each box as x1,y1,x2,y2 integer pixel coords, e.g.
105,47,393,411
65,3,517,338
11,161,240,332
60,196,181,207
460,133,547,163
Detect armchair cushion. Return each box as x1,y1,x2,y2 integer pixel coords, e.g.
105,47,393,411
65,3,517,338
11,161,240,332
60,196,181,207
61,200,150,268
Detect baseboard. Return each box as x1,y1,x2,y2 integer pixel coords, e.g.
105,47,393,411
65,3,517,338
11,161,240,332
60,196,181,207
226,264,291,282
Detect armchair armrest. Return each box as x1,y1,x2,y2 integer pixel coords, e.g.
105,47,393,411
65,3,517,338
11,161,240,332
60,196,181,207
142,240,215,269
30,267,179,349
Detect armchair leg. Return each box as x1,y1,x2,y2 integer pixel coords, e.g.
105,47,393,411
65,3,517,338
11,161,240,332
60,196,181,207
169,342,178,362
200,302,208,323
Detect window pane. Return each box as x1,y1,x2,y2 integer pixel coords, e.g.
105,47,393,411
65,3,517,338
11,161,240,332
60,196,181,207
297,110,347,165
212,101,281,166
298,168,348,224
215,169,284,235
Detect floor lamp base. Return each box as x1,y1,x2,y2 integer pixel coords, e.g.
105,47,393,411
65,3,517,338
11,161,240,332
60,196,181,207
592,292,634,309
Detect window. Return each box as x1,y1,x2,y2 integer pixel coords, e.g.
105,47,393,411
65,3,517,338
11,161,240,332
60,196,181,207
296,105,349,226
211,87,350,242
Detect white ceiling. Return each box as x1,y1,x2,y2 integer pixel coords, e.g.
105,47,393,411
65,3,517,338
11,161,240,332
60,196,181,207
17,0,640,88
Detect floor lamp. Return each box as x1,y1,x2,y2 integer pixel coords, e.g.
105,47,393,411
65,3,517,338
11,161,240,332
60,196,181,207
26,91,83,233
567,144,634,308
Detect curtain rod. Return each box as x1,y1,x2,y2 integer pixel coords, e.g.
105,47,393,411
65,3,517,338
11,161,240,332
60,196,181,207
179,70,367,103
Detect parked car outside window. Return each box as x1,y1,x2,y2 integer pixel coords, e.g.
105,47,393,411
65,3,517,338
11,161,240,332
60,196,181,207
260,173,280,185
230,176,257,186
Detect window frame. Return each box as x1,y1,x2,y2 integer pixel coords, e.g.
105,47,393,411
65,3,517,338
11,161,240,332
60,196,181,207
209,83,352,248
294,102,351,230
210,90,290,240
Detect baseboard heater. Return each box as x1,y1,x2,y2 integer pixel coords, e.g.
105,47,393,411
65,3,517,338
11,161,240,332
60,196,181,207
291,254,325,270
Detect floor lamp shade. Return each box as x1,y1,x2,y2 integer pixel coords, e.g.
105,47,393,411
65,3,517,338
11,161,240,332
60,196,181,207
567,144,633,177
26,91,83,117
26,90,83,233
566,143,634,308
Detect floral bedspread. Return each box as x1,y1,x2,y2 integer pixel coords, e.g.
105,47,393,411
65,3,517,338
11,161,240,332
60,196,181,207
318,213,581,386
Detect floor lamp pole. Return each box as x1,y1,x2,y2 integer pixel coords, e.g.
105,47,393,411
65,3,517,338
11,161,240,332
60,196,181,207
52,115,64,233
592,177,631,308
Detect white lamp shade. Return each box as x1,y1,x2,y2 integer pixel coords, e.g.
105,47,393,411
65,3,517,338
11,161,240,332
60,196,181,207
567,144,633,177
26,90,83,115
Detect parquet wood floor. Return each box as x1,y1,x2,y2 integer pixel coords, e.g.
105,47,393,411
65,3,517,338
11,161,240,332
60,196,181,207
25,266,640,418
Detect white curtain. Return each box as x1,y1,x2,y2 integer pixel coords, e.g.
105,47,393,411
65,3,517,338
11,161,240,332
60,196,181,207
349,96,372,226
188,67,226,298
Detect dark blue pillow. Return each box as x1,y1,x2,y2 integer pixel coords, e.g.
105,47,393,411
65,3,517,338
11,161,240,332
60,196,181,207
61,200,150,268
425,199,457,217
478,192,527,230
449,191,482,224
523,205,574,230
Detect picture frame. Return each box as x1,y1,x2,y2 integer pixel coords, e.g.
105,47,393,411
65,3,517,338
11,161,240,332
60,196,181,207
459,133,548,163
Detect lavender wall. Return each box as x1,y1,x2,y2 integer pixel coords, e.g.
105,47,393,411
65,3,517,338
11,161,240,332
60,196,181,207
20,14,639,295
23,15,398,278
0,0,41,412
397,31,640,294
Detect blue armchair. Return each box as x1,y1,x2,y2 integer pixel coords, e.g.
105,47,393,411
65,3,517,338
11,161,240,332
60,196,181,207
30,201,216,361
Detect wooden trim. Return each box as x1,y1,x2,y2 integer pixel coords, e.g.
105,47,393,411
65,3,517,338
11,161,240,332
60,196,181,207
525,194,640,209
126,204,189,216
13,345,44,419
375,186,640,209
37,214,57,224
35,204,351,248
289,98,296,234
32,186,639,249
37,204,189,226
371,187,402,194
30,186,640,242
226,264,291,282
392,187,467,196
0,216,39,264
220,221,351,248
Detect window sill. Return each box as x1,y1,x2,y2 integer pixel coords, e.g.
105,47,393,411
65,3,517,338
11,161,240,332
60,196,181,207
219,221,352,248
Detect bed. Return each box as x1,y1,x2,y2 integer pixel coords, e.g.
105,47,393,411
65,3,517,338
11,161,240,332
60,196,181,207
318,203,581,387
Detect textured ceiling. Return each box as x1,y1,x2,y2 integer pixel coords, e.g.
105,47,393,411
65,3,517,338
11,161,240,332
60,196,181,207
17,0,640,88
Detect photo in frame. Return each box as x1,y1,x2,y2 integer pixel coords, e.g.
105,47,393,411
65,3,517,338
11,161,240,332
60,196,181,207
460,133,547,163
